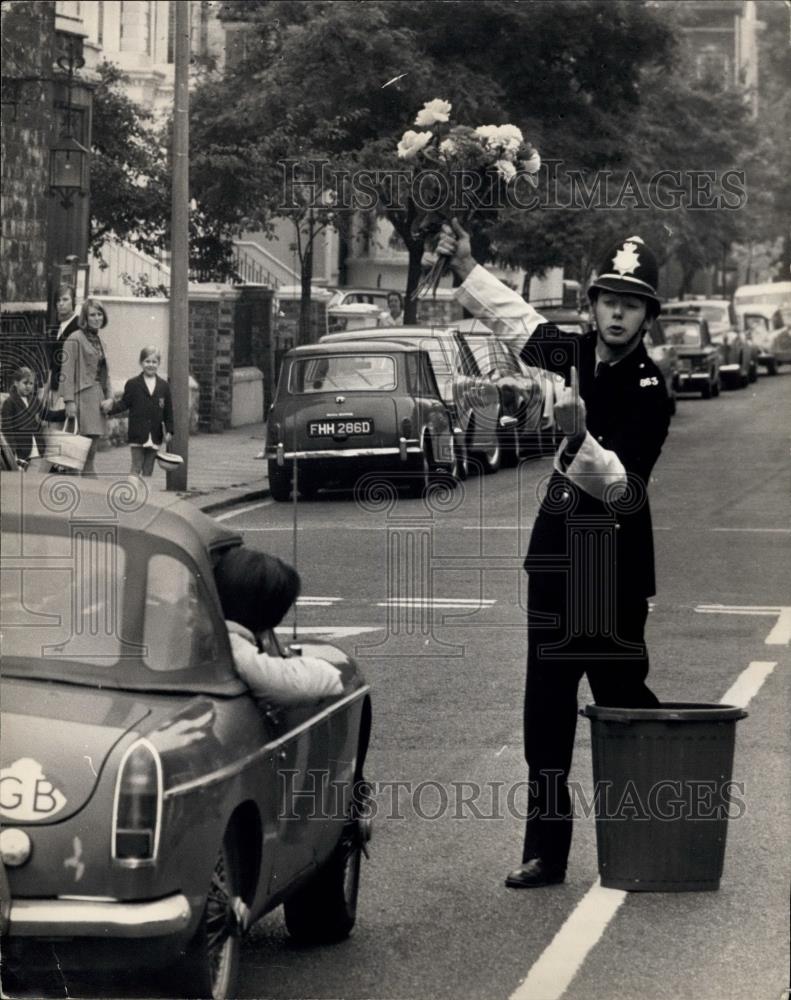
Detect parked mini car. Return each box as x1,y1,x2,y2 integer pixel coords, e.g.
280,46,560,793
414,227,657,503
327,302,383,335
661,298,753,387
658,315,721,399
266,339,458,498
0,473,372,999
527,305,592,337
644,319,679,414
321,326,536,474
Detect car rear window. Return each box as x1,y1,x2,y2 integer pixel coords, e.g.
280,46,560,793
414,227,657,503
1,534,234,689
289,355,397,392
660,321,703,346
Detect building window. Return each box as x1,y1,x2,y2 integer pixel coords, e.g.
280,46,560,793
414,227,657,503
695,45,732,86
56,1,81,18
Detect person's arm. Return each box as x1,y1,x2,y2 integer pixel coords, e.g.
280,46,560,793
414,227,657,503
106,380,132,417
437,220,546,352
227,627,343,705
59,335,78,419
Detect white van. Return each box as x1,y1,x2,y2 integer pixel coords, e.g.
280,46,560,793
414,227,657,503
733,282,791,373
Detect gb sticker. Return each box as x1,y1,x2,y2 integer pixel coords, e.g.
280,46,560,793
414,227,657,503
0,758,68,821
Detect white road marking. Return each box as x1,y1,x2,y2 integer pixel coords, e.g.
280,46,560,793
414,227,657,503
510,880,627,1000
462,525,533,530
274,626,382,638
719,661,776,708
710,527,791,533
694,605,791,645
378,598,497,606
511,656,777,1000
297,597,343,607
214,499,273,522
495,745,508,757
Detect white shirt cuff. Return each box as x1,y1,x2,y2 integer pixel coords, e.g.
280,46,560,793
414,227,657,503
455,265,545,352
553,432,627,501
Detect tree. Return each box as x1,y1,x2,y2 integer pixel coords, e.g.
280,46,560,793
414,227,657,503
89,62,169,259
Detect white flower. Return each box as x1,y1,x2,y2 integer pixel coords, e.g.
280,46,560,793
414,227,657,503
474,125,500,145
495,159,517,182
415,99,452,127
439,137,458,157
521,150,542,174
397,130,433,159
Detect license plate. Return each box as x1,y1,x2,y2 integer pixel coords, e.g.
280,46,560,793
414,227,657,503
308,419,374,437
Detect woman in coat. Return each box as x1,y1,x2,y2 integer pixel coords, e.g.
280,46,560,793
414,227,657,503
60,298,113,477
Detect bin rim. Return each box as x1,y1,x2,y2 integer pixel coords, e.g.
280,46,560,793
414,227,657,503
581,702,748,723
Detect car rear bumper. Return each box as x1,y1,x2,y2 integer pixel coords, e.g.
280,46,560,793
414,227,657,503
676,372,710,387
8,893,192,938
268,441,422,461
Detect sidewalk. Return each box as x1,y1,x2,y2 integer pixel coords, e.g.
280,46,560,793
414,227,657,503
93,421,270,514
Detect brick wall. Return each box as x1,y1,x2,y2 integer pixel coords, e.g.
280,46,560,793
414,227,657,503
1,1,55,308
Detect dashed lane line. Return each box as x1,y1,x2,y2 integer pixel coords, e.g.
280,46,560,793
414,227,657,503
509,658,777,1000
214,499,273,522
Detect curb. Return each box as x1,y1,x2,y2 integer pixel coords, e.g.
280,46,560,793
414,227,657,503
194,485,271,515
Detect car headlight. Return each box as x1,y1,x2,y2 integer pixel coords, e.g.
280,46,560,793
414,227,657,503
112,738,163,865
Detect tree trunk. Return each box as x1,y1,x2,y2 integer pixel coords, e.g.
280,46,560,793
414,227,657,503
298,241,314,346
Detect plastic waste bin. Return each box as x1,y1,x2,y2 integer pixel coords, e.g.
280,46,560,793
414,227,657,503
582,702,748,891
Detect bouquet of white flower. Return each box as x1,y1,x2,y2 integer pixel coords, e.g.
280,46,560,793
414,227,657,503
397,99,541,298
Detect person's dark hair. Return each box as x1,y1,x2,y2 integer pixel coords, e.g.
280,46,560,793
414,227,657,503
387,291,403,308
55,283,76,310
11,366,34,383
214,547,301,632
588,287,660,321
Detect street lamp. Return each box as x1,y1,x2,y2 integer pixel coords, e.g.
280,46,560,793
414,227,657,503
49,133,89,208
49,32,87,209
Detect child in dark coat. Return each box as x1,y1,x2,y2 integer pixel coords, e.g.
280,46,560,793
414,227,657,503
0,366,65,470
103,346,174,477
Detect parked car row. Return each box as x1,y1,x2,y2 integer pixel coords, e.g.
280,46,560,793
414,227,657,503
264,324,549,500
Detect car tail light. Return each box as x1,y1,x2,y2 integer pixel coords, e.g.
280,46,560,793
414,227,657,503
112,739,162,865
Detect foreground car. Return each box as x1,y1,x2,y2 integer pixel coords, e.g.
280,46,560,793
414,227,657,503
658,315,721,399
265,339,458,498
0,474,372,998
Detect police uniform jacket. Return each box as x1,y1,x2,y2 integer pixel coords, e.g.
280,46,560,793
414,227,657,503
109,373,174,446
456,265,670,598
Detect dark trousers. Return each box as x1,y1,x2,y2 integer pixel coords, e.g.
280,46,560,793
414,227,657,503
522,573,659,869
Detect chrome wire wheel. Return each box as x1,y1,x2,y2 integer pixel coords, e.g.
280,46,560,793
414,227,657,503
205,850,237,999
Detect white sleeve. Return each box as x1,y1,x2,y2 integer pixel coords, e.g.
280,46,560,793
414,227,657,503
455,264,546,354
229,632,344,705
553,432,627,501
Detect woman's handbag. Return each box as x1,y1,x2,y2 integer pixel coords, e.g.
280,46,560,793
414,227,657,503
44,417,92,472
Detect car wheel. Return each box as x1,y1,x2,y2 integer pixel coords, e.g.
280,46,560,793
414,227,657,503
453,433,469,481
739,372,749,389
668,392,677,416
284,815,364,945
766,358,778,375
268,460,292,502
406,436,432,497
170,833,243,999
469,416,501,475
701,380,712,400
712,376,721,397
500,425,521,468
748,362,758,383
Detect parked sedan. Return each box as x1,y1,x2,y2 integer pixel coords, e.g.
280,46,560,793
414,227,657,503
0,473,372,999
658,315,721,399
265,340,458,498
661,298,753,388
739,305,791,375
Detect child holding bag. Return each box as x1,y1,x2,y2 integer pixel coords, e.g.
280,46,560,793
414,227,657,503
103,346,174,477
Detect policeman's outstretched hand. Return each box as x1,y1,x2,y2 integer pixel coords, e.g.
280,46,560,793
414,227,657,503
553,365,586,442
436,219,476,281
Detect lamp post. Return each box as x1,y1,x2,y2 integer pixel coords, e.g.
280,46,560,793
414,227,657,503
166,0,190,491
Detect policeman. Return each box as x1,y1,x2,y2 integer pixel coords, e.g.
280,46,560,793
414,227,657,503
439,222,670,887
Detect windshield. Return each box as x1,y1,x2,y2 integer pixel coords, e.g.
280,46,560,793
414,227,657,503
289,355,397,392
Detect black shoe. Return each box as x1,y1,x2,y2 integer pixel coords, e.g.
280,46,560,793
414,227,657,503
505,858,566,888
